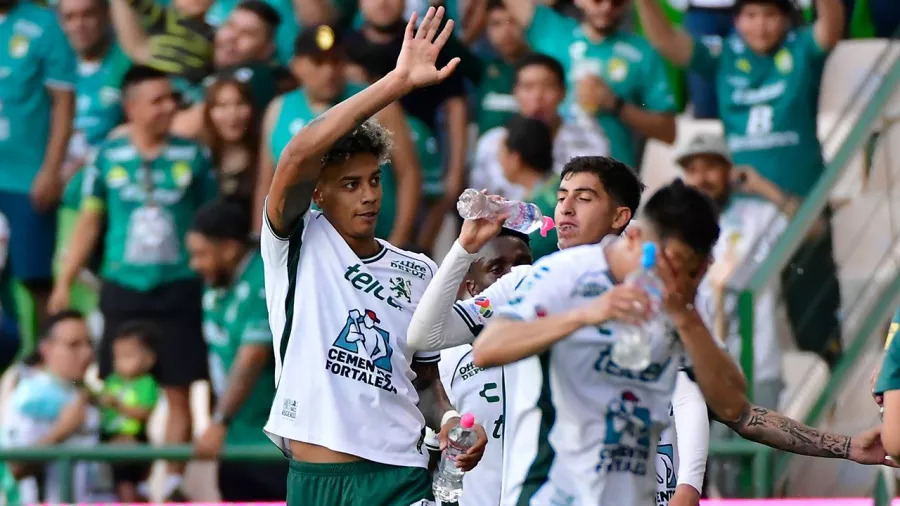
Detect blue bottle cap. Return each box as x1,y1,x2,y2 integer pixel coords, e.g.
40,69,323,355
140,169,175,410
641,243,657,269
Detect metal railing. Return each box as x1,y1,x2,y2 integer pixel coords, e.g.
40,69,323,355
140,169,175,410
0,441,775,503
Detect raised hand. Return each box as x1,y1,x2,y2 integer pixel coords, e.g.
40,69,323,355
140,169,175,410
395,6,461,90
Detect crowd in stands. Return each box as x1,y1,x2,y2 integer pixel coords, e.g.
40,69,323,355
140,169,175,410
0,0,898,502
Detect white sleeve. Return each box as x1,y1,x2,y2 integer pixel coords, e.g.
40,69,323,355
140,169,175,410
672,371,709,493
259,197,310,273
407,241,479,352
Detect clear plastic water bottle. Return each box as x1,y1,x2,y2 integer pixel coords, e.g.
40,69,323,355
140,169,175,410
457,188,555,237
432,413,478,503
611,243,666,372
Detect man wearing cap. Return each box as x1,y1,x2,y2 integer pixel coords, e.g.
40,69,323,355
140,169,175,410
636,0,846,368
255,23,422,248
677,132,792,497
187,199,286,501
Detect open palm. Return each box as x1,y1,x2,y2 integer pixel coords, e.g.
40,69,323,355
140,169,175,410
395,6,461,89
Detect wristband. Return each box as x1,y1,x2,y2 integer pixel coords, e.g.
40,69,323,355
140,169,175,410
212,411,233,427
612,96,625,116
441,409,461,427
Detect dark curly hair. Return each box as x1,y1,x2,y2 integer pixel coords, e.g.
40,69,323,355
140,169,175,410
321,118,393,169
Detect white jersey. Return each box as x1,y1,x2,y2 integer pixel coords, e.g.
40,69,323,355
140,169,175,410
495,244,688,506
261,209,440,468
697,196,787,383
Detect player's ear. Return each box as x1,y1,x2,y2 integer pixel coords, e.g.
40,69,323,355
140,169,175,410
464,279,477,298
611,206,632,232
312,186,324,207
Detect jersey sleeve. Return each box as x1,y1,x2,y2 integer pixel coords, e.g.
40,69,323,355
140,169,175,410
81,150,107,212
259,198,311,272
637,45,676,113
495,258,573,321
687,36,721,80
241,284,274,345
671,371,709,493
875,308,900,394
39,16,76,91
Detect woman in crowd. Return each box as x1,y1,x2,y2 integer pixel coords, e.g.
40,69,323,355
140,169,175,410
203,76,262,211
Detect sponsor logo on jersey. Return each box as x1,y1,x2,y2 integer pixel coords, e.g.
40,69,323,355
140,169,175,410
344,264,404,311
597,391,651,476
390,259,428,279
594,343,672,383
573,270,611,298
458,360,484,381
656,443,677,505
328,309,398,394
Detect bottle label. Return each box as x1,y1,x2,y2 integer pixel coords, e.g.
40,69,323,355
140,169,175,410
445,439,468,461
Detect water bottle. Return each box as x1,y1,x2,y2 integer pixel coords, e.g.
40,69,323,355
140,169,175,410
611,243,666,372
432,413,478,503
457,188,555,237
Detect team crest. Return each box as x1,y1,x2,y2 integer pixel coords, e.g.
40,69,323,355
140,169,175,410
389,277,412,303
775,48,793,74
607,57,628,82
8,34,29,59
172,161,193,188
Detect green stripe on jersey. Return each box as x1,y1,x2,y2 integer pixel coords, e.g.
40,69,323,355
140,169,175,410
517,351,557,506
278,217,306,372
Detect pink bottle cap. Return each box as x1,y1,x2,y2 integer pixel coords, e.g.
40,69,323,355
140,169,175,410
539,216,555,237
460,413,475,428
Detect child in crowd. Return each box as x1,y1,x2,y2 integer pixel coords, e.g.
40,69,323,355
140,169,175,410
95,321,159,502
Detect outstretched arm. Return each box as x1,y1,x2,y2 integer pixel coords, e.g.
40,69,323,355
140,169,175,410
633,0,695,67
725,404,895,466
266,7,460,236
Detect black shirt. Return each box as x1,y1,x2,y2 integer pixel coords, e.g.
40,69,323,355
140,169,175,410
344,24,466,131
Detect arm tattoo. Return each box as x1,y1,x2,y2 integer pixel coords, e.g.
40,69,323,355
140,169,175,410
412,361,454,431
728,404,851,458
276,180,317,233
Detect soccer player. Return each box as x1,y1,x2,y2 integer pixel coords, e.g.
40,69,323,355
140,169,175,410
473,180,737,506
439,228,534,506
186,199,286,501
260,7,486,505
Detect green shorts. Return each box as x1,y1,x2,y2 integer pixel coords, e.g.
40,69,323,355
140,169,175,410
287,459,434,506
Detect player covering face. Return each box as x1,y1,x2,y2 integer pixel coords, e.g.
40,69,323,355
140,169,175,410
259,8,488,506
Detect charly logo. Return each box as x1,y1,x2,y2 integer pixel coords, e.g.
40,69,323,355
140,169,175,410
656,443,677,494
328,309,397,393
597,391,652,476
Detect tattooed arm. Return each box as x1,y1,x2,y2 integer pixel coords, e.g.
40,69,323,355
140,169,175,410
724,404,894,465
726,405,850,458
266,7,460,236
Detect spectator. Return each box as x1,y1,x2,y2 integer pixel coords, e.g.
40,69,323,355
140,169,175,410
187,199,286,501
203,76,262,209
636,0,846,367
0,214,17,375
59,0,129,210
109,0,215,86
498,0,677,168
96,321,159,502
205,0,298,66
498,115,558,260
0,311,108,503
49,65,216,501
472,53,609,202
0,0,76,333
345,0,469,252
471,0,530,136
255,24,421,246
170,0,295,137
682,0,735,119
